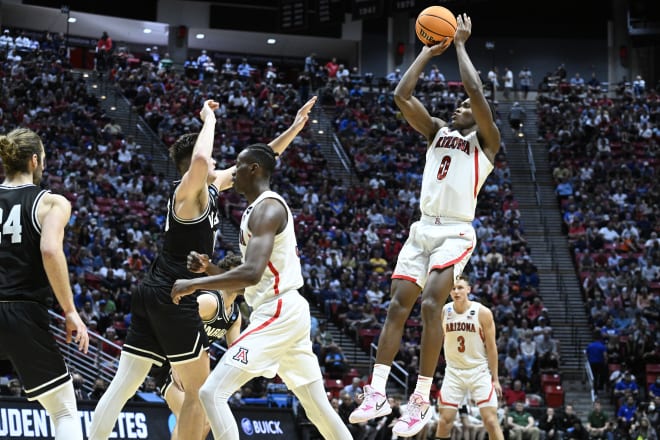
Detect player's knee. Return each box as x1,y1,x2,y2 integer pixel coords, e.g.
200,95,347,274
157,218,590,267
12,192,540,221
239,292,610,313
387,298,411,320
420,298,442,319
198,381,216,407
439,413,455,427
481,413,499,431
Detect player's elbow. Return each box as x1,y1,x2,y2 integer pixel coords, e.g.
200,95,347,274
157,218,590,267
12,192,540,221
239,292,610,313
40,242,60,260
190,152,212,167
393,91,408,107
241,265,264,285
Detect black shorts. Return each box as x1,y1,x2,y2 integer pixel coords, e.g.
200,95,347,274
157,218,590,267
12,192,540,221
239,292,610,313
123,283,208,366
0,301,71,400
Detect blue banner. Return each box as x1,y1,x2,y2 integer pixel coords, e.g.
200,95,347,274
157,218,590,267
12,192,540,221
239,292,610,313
0,398,300,439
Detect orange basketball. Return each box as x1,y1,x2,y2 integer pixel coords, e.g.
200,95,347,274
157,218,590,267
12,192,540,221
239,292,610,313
415,6,457,47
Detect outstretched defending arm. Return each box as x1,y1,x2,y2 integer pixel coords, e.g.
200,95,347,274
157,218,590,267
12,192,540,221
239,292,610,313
213,97,317,191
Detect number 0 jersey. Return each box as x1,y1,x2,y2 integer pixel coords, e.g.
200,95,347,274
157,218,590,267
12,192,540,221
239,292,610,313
0,184,51,304
442,301,487,370
421,127,493,221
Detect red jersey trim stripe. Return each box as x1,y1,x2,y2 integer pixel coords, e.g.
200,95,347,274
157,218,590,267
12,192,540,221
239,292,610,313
392,274,420,287
475,383,494,406
229,298,282,348
430,245,474,272
438,390,459,407
473,144,479,198
268,261,280,295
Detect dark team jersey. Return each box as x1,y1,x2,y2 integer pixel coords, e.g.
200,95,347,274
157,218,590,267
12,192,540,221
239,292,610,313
0,184,51,304
144,182,219,288
202,290,240,343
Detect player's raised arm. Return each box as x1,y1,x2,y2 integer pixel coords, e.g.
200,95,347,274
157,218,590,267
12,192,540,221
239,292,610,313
213,97,317,191
175,100,219,215
394,41,451,142
454,14,500,161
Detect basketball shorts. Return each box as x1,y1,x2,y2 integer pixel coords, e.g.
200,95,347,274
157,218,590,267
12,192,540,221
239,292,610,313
124,283,209,366
392,216,476,289
222,291,322,389
0,301,71,401
438,365,497,409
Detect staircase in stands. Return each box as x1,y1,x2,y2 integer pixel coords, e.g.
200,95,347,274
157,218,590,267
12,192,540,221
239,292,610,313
498,98,611,419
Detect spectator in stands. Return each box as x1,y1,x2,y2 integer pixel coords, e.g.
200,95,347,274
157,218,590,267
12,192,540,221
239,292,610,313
538,407,561,440
631,417,657,440
88,378,107,401
504,380,526,407
509,102,525,131
237,57,253,78
519,333,536,377
613,371,640,400
557,404,583,440
338,391,367,439
72,373,89,401
324,344,349,379
8,378,25,397
342,377,363,401
507,401,540,440
632,75,646,97
617,395,637,429
96,31,113,72
586,401,611,440
586,331,608,393
649,377,660,399
518,67,532,100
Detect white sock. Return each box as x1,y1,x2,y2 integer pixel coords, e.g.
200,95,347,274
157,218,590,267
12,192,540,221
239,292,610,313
38,382,82,440
88,354,153,440
370,364,391,395
292,379,352,440
414,375,433,401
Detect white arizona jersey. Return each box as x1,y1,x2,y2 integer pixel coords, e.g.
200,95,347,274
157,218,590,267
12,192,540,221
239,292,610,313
442,301,487,369
421,126,494,221
238,191,304,309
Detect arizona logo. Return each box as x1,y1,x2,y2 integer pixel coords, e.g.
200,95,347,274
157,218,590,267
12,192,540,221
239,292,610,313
232,347,249,364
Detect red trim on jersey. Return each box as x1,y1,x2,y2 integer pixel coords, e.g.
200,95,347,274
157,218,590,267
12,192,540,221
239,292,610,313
438,390,459,407
430,245,474,271
268,261,280,295
392,274,418,283
229,299,282,347
473,145,479,198
476,383,495,406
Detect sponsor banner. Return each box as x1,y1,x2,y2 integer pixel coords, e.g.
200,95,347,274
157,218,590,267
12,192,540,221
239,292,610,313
0,398,299,440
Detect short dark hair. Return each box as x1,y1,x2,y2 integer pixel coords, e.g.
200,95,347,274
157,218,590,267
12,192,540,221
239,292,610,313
168,133,198,171
243,143,279,175
456,274,470,285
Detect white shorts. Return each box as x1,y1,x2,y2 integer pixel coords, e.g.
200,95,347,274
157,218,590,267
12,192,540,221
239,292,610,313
222,291,322,389
392,216,476,289
438,365,497,409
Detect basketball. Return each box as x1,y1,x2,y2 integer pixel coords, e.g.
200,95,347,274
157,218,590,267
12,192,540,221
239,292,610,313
415,6,457,47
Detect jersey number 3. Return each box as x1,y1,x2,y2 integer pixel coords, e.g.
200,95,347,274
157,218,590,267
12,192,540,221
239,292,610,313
0,204,23,244
436,155,452,180
457,335,466,353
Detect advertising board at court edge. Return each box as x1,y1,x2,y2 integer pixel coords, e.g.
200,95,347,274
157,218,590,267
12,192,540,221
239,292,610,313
0,399,300,439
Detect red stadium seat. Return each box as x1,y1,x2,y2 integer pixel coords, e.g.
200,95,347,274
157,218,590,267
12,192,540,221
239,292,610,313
324,379,344,398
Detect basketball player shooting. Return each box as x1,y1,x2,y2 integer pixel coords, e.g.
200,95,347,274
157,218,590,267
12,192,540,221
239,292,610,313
350,13,501,438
